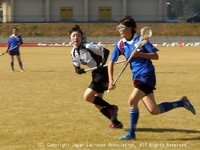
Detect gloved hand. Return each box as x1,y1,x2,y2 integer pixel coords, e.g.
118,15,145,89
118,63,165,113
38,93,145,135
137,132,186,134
75,67,86,74
78,68,86,74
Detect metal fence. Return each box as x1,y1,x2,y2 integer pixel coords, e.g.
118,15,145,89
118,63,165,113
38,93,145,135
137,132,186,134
0,37,200,47
1,36,200,43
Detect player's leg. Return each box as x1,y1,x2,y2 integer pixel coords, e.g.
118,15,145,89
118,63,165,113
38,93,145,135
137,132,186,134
94,93,112,120
16,55,24,72
142,93,160,115
119,88,144,140
85,69,123,128
10,55,15,71
85,80,117,112
143,94,196,115
95,93,123,129
84,88,115,116
84,88,122,128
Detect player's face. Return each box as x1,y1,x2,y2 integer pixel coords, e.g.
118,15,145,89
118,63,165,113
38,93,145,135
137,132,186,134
70,31,83,48
12,29,18,35
117,24,131,39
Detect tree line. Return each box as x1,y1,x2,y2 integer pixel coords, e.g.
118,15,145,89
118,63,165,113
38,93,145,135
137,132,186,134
167,0,200,20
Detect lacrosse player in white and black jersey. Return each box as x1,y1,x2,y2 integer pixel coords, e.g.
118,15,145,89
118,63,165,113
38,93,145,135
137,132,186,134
70,25,123,129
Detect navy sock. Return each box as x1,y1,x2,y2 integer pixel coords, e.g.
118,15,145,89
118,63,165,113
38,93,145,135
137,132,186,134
92,96,112,109
19,61,23,69
158,100,184,113
10,61,14,70
129,108,139,137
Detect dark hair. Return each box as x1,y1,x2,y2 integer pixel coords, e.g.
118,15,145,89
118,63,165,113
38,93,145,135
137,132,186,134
119,16,137,34
69,24,83,38
119,16,136,28
13,27,18,31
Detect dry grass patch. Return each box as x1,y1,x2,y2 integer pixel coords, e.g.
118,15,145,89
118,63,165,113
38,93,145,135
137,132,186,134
1,23,200,37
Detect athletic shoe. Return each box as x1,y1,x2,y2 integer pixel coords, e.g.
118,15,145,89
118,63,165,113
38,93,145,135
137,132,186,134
110,105,118,122
119,132,136,140
11,69,14,72
109,122,123,129
20,69,24,72
181,96,196,115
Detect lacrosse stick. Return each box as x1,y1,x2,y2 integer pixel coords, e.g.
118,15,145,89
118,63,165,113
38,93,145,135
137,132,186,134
84,59,126,72
107,26,152,93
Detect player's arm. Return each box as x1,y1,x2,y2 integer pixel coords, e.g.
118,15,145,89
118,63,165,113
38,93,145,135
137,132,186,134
5,43,10,53
108,60,116,90
131,42,159,60
18,36,23,45
131,51,159,60
71,51,86,75
107,45,121,90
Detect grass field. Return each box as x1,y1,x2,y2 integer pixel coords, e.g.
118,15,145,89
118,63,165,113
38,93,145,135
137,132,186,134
0,46,199,150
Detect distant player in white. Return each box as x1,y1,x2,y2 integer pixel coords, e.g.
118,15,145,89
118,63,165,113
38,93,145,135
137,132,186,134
6,27,24,72
70,25,123,129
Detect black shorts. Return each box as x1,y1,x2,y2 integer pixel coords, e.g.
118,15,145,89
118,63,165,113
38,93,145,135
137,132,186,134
134,80,154,95
88,67,109,93
9,50,20,56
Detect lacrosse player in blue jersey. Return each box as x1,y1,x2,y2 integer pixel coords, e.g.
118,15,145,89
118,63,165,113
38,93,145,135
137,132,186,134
70,25,123,129
6,28,24,72
107,16,196,140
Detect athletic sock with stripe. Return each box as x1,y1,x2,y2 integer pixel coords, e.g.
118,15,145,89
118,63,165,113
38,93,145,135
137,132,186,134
158,100,184,113
129,108,139,137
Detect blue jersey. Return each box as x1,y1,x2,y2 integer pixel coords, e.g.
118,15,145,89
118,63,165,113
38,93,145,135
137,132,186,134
110,33,158,87
8,34,23,52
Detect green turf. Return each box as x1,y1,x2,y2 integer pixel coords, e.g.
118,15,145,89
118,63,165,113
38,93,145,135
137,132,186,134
0,46,199,150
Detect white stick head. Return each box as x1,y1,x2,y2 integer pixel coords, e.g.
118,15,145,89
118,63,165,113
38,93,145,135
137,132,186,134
135,26,153,48
140,27,152,40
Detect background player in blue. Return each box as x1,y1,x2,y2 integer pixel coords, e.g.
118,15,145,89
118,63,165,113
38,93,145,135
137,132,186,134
107,16,196,140
6,27,24,72
70,25,123,129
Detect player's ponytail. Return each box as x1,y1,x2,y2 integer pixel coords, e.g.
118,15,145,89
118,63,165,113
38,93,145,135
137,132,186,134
69,24,83,39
